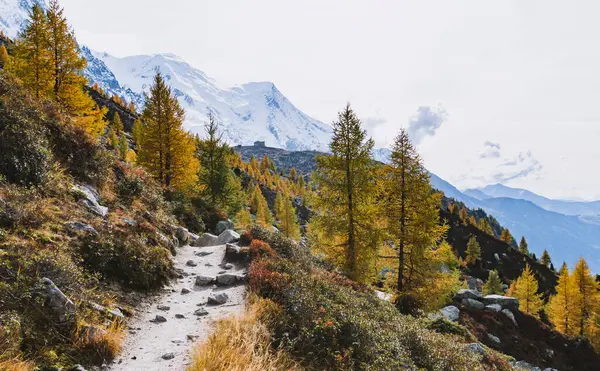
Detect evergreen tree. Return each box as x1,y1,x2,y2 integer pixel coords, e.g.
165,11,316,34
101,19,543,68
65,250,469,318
132,118,143,147
312,103,378,282
289,167,298,182
500,228,512,244
469,216,477,225
483,270,504,295
477,218,493,235
138,71,198,188
465,236,481,265
108,127,118,149
118,135,128,160
298,175,305,189
196,112,240,212
275,190,300,239
0,44,8,69
383,128,447,298
572,258,599,337
249,183,273,226
548,263,578,336
234,207,253,230
519,236,529,255
125,149,137,164
112,111,123,135
259,154,273,173
459,207,468,224
540,249,552,268
510,264,543,317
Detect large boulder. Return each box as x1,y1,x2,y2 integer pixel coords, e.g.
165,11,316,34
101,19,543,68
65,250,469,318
215,220,235,235
502,309,518,327
175,226,189,245
485,304,502,313
72,184,108,217
195,275,216,286
225,243,243,261
461,298,484,310
191,233,218,247
483,295,519,311
439,305,460,322
216,273,245,286
36,278,76,323
455,289,483,301
208,292,229,305
216,230,240,245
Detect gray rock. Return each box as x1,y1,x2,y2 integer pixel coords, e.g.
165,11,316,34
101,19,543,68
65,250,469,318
216,273,242,286
194,308,209,316
191,233,219,247
162,352,175,360
151,315,167,323
208,292,229,305
502,309,518,327
195,251,214,257
455,289,483,301
181,288,191,294
158,232,176,254
186,260,197,267
487,333,501,344
483,295,519,311
466,343,486,356
175,314,185,319
224,263,234,270
467,277,481,291
122,217,137,226
157,305,170,311
175,226,189,245
88,301,124,319
485,304,502,313
461,298,485,310
216,229,240,245
494,253,500,262
189,232,200,242
72,184,108,217
225,243,242,260
36,278,76,323
439,305,460,322
215,219,235,235
195,275,216,286
512,360,541,371
65,221,98,235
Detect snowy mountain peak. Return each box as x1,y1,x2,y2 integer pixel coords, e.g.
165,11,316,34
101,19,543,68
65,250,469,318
0,0,47,39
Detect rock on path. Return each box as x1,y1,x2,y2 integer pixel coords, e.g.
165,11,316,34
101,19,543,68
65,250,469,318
106,243,247,370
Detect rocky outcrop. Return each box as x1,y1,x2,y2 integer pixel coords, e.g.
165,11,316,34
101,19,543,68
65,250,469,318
482,295,519,311
65,221,98,235
208,292,229,305
72,184,108,217
215,220,235,235
36,278,76,323
191,233,218,247
216,229,240,245
439,305,460,322
195,275,216,286
455,289,483,301
175,226,189,245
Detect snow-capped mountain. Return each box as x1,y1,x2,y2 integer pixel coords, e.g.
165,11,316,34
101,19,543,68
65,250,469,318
0,0,46,39
86,50,333,151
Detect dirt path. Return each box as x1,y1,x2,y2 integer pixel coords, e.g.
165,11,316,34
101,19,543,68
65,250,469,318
107,242,247,370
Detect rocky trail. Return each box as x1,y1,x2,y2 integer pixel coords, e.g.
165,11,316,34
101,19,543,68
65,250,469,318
108,233,247,371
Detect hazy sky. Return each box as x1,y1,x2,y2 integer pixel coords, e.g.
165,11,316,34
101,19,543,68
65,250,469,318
60,0,600,200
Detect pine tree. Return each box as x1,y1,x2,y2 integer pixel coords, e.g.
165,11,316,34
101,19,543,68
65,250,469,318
469,216,477,225
249,183,273,226
540,249,552,268
312,103,378,282
500,228,512,244
477,218,493,235
118,135,128,160
259,154,272,173
112,111,123,135
289,167,298,182
298,175,305,189
137,71,199,189
572,258,599,337
0,44,8,69
132,118,143,147
459,207,468,224
511,264,543,317
519,236,529,254
108,127,118,149
275,190,300,239
234,207,253,230
10,4,53,98
196,112,240,212
483,270,504,295
548,263,579,336
465,236,481,265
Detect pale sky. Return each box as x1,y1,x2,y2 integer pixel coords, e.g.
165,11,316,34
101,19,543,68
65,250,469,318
60,0,600,200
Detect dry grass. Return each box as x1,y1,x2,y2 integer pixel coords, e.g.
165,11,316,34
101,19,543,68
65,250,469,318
188,299,300,371
0,359,34,371
73,320,124,364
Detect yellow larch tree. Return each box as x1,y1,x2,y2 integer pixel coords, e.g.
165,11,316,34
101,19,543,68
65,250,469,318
510,264,543,318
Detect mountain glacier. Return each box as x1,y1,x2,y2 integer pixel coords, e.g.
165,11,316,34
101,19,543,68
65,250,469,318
0,0,46,39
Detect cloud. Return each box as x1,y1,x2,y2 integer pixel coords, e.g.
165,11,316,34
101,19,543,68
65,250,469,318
364,116,387,130
407,106,447,144
491,151,543,183
480,141,502,158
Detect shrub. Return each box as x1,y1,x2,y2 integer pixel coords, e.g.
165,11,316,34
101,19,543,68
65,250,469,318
73,321,124,365
249,240,276,259
115,165,145,204
249,225,313,267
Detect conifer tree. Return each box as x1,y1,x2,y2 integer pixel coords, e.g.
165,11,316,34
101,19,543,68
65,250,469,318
465,235,481,265
112,111,123,135
289,167,298,182
572,258,599,337
119,135,128,160
0,44,8,69
234,208,253,230
298,175,305,189
469,216,477,225
510,264,543,317
249,183,273,226
275,190,301,239
477,218,493,235
540,249,552,268
259,154,272,173
132,118,143,147
125,149,136,164
108,127,118,149
548,263,579,336
312,103,378,282
519,236,529,254
138,71,198,188
196,112,240,212
500,228,512,244
483,270,504,295
459,207,468,224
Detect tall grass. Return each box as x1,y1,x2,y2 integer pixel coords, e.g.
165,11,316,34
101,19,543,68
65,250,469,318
73,320,124,364
188,299,300,371
0,359,34,371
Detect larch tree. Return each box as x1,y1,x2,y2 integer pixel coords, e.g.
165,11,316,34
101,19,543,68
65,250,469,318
484,270,504,295
112,111,123,135
519,236,529,255
540,249,552,268
311,103,378,282
289,167,298,182
548,263,579,336
0,43,9,69
249,183,273,226
382,128,447,300
118,135,128,160
510,264,543,317
138,70,198,189
500,228,513,244
477,218,493,235
572,258,599,337
465,236,481,265
108,127,118,149
275,190,301,239
132,118,143,147
459,207,468,224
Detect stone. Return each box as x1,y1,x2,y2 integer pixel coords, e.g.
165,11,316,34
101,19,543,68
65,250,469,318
195,275,216,286
122,217,137,226
162,352,175,360
181,288,191,294
65,221,98,235
483,295,519,311
216,229,240,245
224,263,234,270
158,233,176,255
494,253,500,262
461,298,485,310
466,277,480,291
439,305,460,322
215,219,235,235
175,314,185,319
151,315,167,323
225,243,243,261
455,289,483,301
194,308,209,316
208,292,229,305
36,278,76,323
466,343,486,356
487,333,501,344
502,309,518,327
375,290,393,302
189,232,200,242
512,360,541,371
195,251,214,257
191,233,218,247
485,304,502,313
216,273,240,286
72,184,108,217
157,304,170,311
186,260,197,267
88,301,124,319
175,226,189,245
